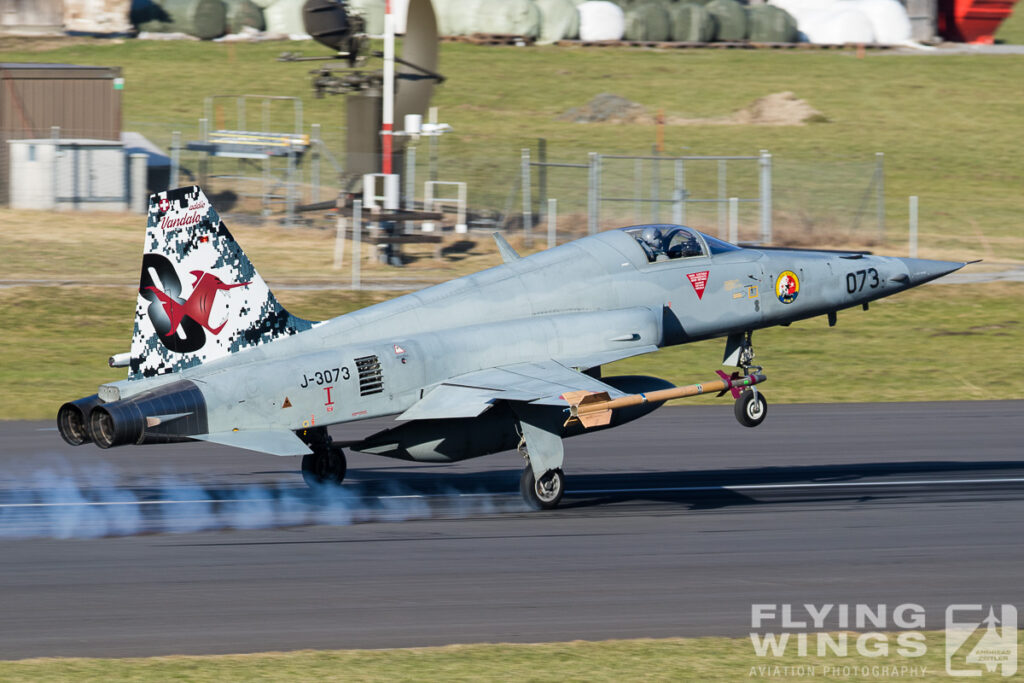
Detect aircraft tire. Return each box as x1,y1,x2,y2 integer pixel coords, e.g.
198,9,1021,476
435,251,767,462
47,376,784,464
735,389,767,428
520,466,565,510
301,444,347,488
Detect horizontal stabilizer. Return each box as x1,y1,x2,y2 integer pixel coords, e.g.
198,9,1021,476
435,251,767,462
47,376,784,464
193,430,312,456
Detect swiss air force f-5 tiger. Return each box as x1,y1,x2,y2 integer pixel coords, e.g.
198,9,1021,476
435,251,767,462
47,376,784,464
58,186,968,509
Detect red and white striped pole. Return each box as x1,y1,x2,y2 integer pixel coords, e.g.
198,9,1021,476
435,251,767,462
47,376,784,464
381,0,394,175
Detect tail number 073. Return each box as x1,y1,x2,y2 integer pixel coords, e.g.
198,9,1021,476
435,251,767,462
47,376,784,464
300,367,350,388
846,268,879,293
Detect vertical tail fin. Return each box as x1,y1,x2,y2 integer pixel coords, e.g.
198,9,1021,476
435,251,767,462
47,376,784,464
130,186,315,379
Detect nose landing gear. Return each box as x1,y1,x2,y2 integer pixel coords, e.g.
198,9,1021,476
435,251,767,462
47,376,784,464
725,330,768,428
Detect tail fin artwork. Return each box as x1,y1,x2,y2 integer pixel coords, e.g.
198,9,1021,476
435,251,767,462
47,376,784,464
130,186,314,378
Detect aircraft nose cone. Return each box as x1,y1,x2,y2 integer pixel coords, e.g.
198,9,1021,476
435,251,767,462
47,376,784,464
892,258,966,286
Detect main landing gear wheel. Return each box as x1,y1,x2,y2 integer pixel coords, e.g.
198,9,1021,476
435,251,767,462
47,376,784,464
735,389,767,428
302,443,347,488
520,466,565,511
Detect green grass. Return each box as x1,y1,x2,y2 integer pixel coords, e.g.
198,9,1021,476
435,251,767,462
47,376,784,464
2,281,1020,421
0,632,1017,681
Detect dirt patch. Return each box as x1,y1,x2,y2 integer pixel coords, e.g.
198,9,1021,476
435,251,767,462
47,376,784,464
559,93,656,124
560,91,825,126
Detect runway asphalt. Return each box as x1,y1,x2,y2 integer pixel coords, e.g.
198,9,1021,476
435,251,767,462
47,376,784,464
0,400,1022,659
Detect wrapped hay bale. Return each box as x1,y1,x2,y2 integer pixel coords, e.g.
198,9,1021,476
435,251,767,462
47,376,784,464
224,0,265,33
855,0,911,43
705,0,745,40
536,0,580,42
437,0,485,35
746,4,797,42
263,0,308,35
472,0,541,39
578,1,625,40
132,0,227,39
668,2,714,42
348,0,385,35
623,2,671,41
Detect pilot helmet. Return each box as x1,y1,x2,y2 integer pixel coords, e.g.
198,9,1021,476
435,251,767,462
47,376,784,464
640,226,663,248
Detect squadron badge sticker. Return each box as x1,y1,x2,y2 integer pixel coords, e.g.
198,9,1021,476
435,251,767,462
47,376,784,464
775,270,800,304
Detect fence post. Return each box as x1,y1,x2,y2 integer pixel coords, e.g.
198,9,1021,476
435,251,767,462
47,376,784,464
130,153,148,213
908,195,918,258
717,159,727,239
876,152,886,241
588,152,599,235
634,158,643,221
759,150,772,244
333,195,346,270
286,146,296,226
547,198,557,250
352,199,362,289
672,158,685,224
405,143,416,233
521,147,532,246
650,153,660,223
537,137,547,221
729,197,739,243
311,123,321,204
170,131,181,189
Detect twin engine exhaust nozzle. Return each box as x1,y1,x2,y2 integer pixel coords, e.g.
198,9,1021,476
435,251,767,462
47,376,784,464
57,381,209,449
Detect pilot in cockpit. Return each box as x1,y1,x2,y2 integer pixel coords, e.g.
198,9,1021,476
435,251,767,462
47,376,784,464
639,226,668,262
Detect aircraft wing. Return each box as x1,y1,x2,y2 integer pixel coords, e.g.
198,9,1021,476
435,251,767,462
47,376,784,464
398,359,632,421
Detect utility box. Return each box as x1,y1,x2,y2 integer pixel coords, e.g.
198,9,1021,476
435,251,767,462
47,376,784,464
0,63,122,205
8,138,129,211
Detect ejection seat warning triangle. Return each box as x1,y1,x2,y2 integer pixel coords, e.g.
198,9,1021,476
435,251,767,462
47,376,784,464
282,397,292,408
687,271,709,300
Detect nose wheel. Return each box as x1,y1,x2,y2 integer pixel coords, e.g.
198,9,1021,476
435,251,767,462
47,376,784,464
730,330,768,428
735,389,767,427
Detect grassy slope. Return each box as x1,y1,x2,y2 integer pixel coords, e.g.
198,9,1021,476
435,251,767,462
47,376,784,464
0,632,1015,682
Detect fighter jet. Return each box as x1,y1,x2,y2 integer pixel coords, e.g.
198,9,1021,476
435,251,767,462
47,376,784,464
58,187,967,509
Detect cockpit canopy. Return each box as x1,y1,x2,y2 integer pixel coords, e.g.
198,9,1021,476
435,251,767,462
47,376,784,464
622,224,740,263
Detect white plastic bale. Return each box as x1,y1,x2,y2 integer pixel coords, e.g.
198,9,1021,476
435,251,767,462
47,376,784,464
854,0,911,43
249,0,276,8
472,0,541,38
436,0,484,35
803,7,874,43
263,0,308,35
348,0,385,34
535,0,580,42
578,0,625,40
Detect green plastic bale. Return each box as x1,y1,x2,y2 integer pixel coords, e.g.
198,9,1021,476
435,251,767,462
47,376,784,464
746,4,797,43
668,2,713,42
536,0,580,42
134,0,227,39
704,0,745,41
223,0,265,33
472,0,541,39
623,2,671,41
